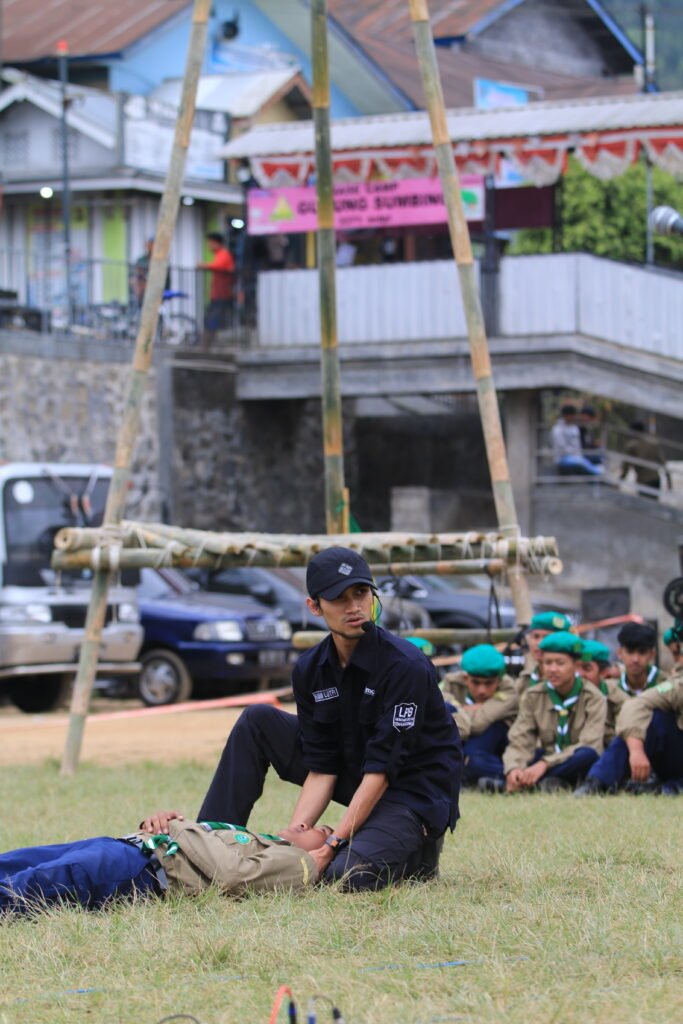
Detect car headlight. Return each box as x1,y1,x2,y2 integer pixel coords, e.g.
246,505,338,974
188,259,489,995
276,619,292,640
194,620,244,642
0,603,52,624
117,602,140,624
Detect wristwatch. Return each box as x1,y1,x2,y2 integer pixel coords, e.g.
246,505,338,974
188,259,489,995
324,833,349,851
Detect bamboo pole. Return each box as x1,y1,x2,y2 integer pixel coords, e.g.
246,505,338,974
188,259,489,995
407,0,533,626
312,0,348,534
60,0,212,776
292,627,518,650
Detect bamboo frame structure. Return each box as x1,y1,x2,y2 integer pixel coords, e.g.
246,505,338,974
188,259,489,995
52,523,562,581
407,0,533,626
292,627,518,650
312,0,348,534
60,0,212,775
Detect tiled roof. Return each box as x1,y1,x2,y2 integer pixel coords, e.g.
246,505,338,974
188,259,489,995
1,0,189,63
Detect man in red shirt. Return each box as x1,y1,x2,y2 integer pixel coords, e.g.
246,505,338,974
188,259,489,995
197,232,235,343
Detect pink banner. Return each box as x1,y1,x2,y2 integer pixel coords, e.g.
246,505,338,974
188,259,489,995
247,176,484,235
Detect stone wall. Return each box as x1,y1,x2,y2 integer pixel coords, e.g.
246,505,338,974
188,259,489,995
0,334,161,519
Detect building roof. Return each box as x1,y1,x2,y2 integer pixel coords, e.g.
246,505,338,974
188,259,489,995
220,89,683,159
0,68,117,147
151,67,310,119
1,0,189,63
328,0,641,109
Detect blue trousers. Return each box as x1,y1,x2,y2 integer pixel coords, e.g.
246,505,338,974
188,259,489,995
533,746,598,784
557,455,603,477
463,721,509,782
587,711,683,788
0,837,157,914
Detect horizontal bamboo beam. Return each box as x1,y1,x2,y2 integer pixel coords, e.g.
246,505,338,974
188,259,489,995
292,627,519,650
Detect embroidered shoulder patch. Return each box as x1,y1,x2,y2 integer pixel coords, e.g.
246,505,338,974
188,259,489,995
393,702,417,731
655,681,673,693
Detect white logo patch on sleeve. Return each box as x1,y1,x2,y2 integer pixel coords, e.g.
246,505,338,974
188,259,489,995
393,702,417,731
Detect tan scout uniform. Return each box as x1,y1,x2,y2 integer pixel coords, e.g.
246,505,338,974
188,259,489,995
600,678,629,745
615,678,683,741
503,680,606,773
442,671,518,743
143,820,317,896
514,666,542,697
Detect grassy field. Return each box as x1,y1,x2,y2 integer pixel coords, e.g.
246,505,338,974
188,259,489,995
0,761,681,1024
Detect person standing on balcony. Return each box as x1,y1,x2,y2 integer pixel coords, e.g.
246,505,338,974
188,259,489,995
551,404,603,477
197,232,235,344
619,421,670,500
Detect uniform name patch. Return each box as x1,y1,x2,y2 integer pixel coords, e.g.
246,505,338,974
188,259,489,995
313,687,339,703
393,702,417,731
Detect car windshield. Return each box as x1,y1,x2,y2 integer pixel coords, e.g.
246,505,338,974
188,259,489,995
2,474,110,586
138,568,199,599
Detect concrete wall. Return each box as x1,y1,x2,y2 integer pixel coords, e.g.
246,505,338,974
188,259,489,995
532,483,683,621
0,333,161,520
0,103,113,178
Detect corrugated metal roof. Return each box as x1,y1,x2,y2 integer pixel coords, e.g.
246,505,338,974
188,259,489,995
0,69,117,148
2,0,189,63
219,90,683,158
151,68,306,118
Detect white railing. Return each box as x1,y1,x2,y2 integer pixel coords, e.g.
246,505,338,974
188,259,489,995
257,253,683,362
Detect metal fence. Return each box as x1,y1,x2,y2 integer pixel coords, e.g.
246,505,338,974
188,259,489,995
0,251,253,347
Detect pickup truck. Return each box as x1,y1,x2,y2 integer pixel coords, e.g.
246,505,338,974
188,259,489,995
0,463,142,712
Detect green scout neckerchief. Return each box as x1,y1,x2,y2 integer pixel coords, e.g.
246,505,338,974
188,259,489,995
618,665,659,696
599,680,609,697
142,822,284,859
545,676,583,752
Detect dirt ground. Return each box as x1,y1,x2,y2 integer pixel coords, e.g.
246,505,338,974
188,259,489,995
0,698,296,767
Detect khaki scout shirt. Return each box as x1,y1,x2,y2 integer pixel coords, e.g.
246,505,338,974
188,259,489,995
514,666,541,697
600,678,628,746
442,671,518,743
502,680,606,773
616,678,683,741
140,820,317,896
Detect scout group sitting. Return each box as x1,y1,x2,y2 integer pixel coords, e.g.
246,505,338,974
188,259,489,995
442,614,683,796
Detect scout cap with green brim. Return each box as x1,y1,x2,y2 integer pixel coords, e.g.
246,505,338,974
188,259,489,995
529,611,572,632
461,644,506,677
539,631,584,657
580,639,612,665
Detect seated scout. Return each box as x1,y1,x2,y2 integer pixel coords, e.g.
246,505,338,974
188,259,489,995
663,622,683,678
0,818,333,915
515,612,573,695
503,632,606,793
442,644,518,793
579,639,626,745
614,622,668,695
575,678,683,796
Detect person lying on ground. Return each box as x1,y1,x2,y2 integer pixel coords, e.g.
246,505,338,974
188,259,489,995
503,632,606,793
0,818,333,915
442,644,518,793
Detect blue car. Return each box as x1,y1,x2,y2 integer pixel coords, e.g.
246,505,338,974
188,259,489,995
135,568,294,706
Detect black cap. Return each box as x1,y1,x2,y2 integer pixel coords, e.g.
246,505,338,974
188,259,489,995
617,622,657,649
306,546,374,601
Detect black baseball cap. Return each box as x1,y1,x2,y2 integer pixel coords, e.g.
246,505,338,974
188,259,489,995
617,622,657,649
306,546,374,601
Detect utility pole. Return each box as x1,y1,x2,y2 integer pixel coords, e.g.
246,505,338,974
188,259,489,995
311,0,348,534
641,3,657,265
57,40,73,332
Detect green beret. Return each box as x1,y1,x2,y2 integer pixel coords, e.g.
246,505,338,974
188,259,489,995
461,644,506,677
539,631,583,657
663,628,674,645
529,611,572,632
405,636,436,657
580,639,612,665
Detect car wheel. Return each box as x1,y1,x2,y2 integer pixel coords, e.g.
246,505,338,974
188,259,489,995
138,649,193,706
9,675,71,713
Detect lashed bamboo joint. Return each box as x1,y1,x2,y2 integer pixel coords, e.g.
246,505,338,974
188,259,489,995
52,522,562,577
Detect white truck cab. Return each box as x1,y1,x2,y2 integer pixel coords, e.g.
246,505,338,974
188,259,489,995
0,463,142,712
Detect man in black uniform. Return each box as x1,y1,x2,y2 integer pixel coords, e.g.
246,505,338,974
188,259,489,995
196,547,462,890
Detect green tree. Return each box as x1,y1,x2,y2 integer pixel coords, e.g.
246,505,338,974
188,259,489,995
509,157,683,267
